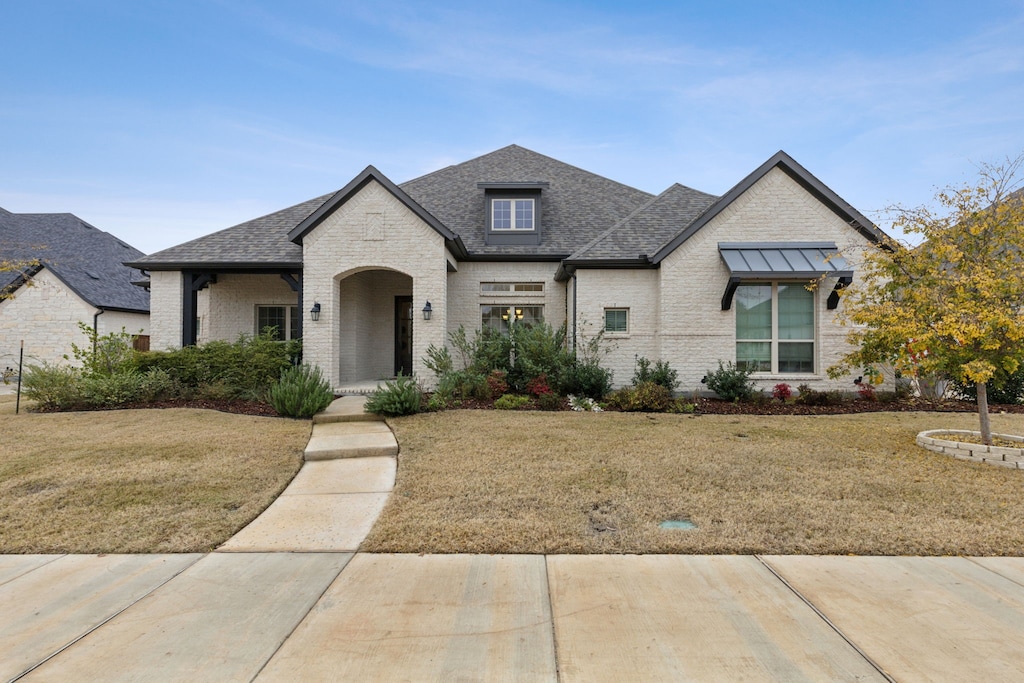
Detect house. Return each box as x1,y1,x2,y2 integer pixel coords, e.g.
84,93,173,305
0,208,150,369
130,145,886,392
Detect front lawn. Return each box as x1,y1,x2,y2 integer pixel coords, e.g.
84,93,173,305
0,395,308,553
362,410,1024,555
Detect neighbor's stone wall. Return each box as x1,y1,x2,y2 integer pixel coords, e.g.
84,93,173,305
97,310,149,338
148,270,183,351
572,268,659,388
197,274,298,344
301,179,448,389
446,261,566,349
657,167,872,393
0,268,98,367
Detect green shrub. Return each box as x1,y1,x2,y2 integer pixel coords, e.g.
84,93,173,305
560,361,613,401
423,343,454,378
136,330,299,400
365,374,422,416
950,370,1024,405
703,361,755,402
436,369,489,401
609,381,672,412
633,357,679,391
270,364,334,418
667,398,696,414
21,363,84,410
536,391,563,411
494,393,531,410
794,384,845,406
80,370,138,407
67,322,138,376
509,323,572,390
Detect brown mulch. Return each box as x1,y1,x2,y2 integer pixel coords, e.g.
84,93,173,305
692,398,1024,416
443,394,1024,416
31,398,284,417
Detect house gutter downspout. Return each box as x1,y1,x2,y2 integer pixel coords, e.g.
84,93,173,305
571,273,578,353
93,309,104,357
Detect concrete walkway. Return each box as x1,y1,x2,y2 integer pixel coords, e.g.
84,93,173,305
4,398,1024,680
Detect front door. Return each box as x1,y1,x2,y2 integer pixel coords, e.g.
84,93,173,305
394,296,413,376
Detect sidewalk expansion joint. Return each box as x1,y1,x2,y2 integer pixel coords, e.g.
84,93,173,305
754,555,895,683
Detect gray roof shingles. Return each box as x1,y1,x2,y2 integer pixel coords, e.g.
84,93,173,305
131,145,661,266
0,209,150,312
567,183,719,261
133,193,333,268
401,144,656,256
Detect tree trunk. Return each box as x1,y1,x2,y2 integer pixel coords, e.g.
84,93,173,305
977,381,993,446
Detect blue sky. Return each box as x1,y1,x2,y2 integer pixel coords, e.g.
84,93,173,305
2,0,1023,254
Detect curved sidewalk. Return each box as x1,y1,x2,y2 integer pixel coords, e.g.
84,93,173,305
218,396,398,553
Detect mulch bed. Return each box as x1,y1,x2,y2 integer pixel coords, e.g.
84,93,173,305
30,398,283,417
442,395,1024,416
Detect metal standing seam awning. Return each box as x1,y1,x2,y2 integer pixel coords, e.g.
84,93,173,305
718,242,853,311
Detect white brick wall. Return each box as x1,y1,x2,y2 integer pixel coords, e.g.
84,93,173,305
655,167,870,393
0,268,138,368
572,268,659,388
197,274,298,344
446,261,566,343
300,179,448,389
148,270,183,351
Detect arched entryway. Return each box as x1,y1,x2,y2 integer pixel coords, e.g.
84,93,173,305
336,268,414,387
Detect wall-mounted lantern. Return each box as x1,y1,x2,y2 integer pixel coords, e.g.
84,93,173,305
422,301,433,321
310,302,321,321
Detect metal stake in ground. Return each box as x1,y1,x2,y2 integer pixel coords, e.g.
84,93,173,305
16,340,23,415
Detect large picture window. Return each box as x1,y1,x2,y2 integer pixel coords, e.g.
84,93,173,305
256,305,300,340
481,305,544,334
735,283,814,373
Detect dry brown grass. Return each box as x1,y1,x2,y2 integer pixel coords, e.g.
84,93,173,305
362,410,1024,555
0,395,308,553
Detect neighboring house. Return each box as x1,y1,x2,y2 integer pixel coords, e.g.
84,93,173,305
0,208,150,369
131,145,886,392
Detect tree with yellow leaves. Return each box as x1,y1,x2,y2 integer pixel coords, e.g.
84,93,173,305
0,253,42,300
830,154,1024,445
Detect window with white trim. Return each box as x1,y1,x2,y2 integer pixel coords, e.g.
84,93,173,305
481,305,543,335
604,308,628,334
480,282,544,294
256,305,300,340
491,198,535,230
735,283,814,373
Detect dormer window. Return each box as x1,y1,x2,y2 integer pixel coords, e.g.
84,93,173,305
492,198,534,231
479,181,548,246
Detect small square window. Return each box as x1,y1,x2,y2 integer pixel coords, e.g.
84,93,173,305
604,308,628,333
492,198,534,231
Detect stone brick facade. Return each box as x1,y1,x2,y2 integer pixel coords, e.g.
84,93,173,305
301,180,448,388
0,268,149,368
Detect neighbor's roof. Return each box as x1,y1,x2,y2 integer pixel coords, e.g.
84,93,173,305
0,208,150,312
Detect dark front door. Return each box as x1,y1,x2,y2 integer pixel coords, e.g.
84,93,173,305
395,296,413,376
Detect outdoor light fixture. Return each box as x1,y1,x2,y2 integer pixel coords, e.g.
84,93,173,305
422,301,433,321
310,302,321,321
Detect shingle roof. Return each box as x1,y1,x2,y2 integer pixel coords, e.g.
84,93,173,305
400,145,655,256
0,209,150,312
567,183,718,261
131,193,332,268
131,145,657,267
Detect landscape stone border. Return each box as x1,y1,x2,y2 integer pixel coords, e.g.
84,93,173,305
917,429,1024,469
